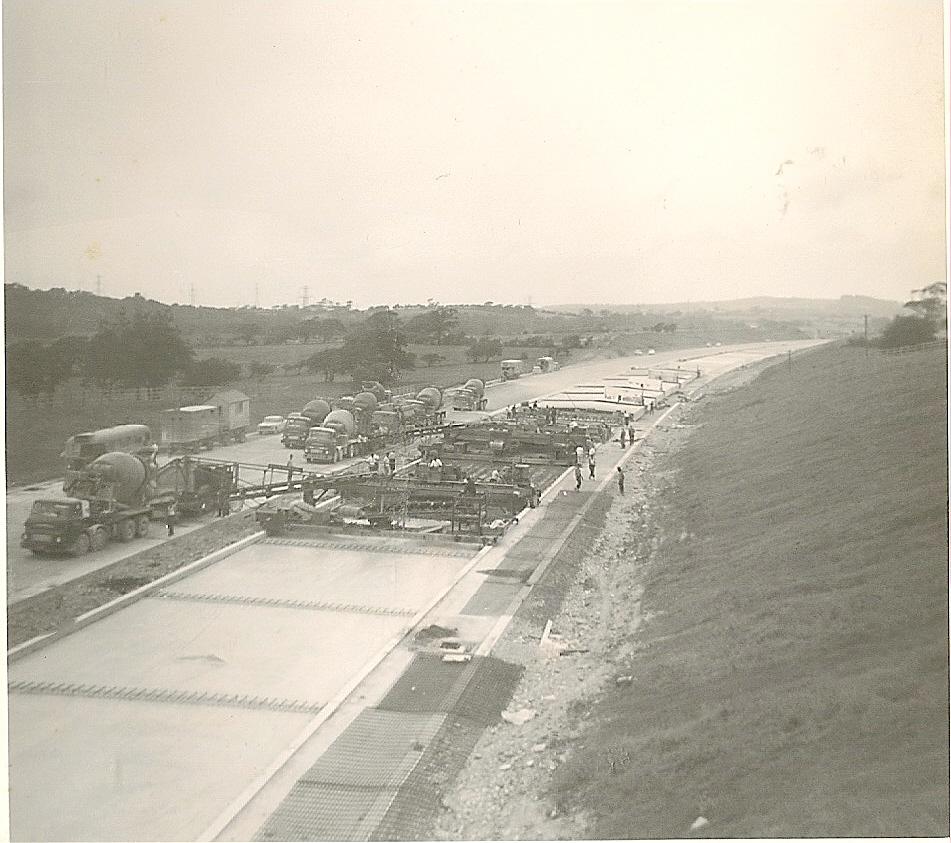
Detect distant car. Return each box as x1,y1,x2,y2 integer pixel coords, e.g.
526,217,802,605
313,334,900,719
633,349,644,356
257,415,286,435
647,348,656,355
706,342,712,347
714,341,722,347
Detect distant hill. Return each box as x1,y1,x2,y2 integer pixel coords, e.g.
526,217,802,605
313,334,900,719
6,283,863,349
548,296,906,319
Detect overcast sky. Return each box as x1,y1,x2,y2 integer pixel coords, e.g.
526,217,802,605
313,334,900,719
3,0,946,308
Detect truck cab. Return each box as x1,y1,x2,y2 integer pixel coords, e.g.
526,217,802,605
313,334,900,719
282,414,311,448
501,359,522,380
22,498,92,555
304,427,345,463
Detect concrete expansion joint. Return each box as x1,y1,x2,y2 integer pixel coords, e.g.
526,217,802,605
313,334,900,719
8,679,323,714
153,588,416,617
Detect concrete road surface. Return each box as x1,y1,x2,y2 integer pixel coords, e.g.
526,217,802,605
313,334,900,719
8,540,476,841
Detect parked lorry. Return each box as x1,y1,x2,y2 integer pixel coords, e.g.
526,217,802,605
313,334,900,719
160,405,220,453
501,359,524,380
451,379,488,411
160,390,251,452
536,356,560,373
63,424,154,491
207,390,251,443
304,409,365,463
282,413,312,448
22,452,171,556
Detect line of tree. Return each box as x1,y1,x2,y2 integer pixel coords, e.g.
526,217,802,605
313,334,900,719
7,311,196,402
877,282,947,349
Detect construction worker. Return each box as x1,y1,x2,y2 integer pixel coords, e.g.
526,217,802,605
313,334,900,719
368,453,380,475
489,469,501,483
428,455,444,481
165,503,176,536
588,445,596,479
388,451,397,475
463,475,477,496
619,427,627,448
575,444,585,466
216,485,230,517
616,466,625,494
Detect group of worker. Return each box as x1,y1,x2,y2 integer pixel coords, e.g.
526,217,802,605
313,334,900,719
367,451,398,476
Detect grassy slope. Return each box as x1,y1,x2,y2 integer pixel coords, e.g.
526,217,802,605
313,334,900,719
556,344,949,837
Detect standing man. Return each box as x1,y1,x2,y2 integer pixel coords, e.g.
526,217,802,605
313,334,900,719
388,451,397,475
575,444,585,467
588,445,597,479
217,485,230,517
368,452,380,475
166,503,176,537
616,466,625,494
619,427,627,448
574,464,583,491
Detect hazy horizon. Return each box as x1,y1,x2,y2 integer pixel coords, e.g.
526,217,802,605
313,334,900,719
3,0,947,309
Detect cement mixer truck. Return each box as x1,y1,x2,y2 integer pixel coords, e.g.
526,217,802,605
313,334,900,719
415,387,446,425
283,400,332,448
282,413,312,448
451,379,488,411
304,409,365,463
21,452,171,556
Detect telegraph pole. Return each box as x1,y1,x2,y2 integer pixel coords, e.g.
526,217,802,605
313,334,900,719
864,314,869,362
95,274,102,296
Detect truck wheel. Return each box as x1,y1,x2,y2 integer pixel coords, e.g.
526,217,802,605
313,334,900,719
89,527,108,551
135,515,151,538
69,533,91,556
117,518,136,542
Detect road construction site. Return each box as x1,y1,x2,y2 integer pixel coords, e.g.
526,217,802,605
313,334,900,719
6,340,824,841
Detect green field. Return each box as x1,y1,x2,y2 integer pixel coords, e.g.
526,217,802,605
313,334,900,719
555,343,949,836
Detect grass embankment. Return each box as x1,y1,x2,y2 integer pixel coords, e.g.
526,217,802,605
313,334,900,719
555,343,949,837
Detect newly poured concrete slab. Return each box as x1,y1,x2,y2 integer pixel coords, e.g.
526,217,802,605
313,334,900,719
8,536,478,840
8,695,311,842
9,598,409,703
170,543,470,610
